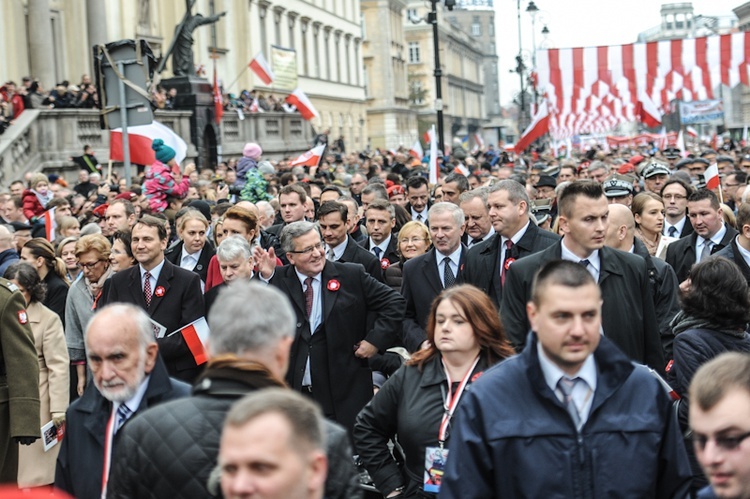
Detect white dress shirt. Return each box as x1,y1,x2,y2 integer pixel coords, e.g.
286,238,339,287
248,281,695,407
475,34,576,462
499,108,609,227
140,259,166,295
436,247,461,287
296,270,322,386
560,239,601,282
694,224,727,264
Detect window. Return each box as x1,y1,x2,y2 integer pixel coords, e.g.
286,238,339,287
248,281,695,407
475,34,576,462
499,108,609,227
408,42,421,63
407,8,419,22
471,16,481,36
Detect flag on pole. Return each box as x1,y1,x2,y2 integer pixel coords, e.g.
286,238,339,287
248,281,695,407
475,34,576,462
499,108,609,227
686,126,698,138
213,63,223,125
704,163,720,190
676,130,687,158
110,121,188,166
170,317,210,366
249,52,275,85
636,91,662,128
291,144,326,167
743,125,748,147
428,125,439,185
409,140,424,160
514,101,550,154
285,89,319,121
43,207,56,242
423,130,430,144
474,133,485,150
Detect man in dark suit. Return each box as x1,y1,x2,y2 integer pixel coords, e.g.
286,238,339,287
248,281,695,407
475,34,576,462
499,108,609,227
404,176,431,223
256,221,405,431
362,199,399,270
266,184,308,236
666,189,738,283
459,188,495,249
460,181,559,310
318,201,383,281
401,202,467,352
54,303,190,499
661,178,695,238
103,215,205,382
715,203,750,285
501,181,665,372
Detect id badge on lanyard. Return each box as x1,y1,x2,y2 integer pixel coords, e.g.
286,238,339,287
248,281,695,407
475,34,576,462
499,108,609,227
423,356,480,494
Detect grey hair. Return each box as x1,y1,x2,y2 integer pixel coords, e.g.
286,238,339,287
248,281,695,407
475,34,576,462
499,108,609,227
217,235,254,262
207,281,296,356
361,183,388,200
458,186,489,205
256,200,275,219
85,303,155,352
487,179,531,214
280,220,319,255
428,202,465,227
365,199,396,219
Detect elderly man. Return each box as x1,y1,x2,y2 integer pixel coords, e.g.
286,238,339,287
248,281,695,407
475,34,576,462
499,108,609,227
204,235,256,314
459,188,495,249
0,225,19,276
219,389,329,499
54,304,189,498
107,282,360,499
256,221,404,432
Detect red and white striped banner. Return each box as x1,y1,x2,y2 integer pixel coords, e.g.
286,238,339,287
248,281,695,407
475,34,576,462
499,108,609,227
535,32,750,140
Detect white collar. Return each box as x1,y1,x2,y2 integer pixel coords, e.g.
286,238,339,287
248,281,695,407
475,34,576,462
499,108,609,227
704,223,728,246
139,259,165,281
537,341,598,393
295,269,321,286
500,221,530,246
370,233,392,252
560,238,601,273
437,245,462,266
113,373,151,416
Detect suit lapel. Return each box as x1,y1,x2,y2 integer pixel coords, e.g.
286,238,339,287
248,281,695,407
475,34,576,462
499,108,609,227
279,267,307,321
423,250,443,293
128,266,148,309
321,262,340,324
148,260,173,314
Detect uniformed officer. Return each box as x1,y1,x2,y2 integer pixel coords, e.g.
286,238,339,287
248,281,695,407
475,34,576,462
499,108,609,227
0,277,41,482
603,173,636,207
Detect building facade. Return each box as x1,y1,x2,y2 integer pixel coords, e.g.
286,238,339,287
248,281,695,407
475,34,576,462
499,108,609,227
361,0,418,150
1,0,368,151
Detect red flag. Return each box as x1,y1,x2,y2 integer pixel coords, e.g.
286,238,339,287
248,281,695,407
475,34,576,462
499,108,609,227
291,144,326,167
171,317,210,366
409,140,423,160
285,89,319,121
249,52,275,85
515,101,550,154
43,207,57,241
213,65,223,125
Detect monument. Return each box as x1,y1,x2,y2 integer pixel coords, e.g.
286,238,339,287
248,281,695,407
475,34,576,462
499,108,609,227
159,0,226,168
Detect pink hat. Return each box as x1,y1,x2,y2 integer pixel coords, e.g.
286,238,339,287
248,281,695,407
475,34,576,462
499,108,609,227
243,142,263,160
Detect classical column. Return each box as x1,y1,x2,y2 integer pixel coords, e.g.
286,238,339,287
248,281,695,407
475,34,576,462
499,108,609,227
27,0,55,87
87,0,108,48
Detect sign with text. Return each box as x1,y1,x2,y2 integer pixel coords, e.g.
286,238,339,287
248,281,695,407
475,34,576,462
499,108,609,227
680,99,724,125
271,46,298,91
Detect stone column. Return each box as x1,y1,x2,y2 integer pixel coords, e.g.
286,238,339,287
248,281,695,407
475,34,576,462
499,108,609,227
27,0,56,87
86,0,108,50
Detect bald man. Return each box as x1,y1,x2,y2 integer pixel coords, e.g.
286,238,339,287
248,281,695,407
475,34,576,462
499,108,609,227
605,204,680,359
0,225,19,277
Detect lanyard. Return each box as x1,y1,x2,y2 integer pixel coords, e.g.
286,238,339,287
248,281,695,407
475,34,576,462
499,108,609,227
101,409,116,498
438,356,480,446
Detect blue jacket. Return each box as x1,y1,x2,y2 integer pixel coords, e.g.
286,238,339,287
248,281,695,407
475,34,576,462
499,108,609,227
439,334,692,499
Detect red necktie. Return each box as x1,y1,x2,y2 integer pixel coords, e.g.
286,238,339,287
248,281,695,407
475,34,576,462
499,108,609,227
501,240,513,286
304,277,314,317
144,271,153,307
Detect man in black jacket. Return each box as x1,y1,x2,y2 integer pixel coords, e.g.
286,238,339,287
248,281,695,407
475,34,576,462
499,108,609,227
501,181,665,371
55,304,189,499
715,202,750,285
107,282,361,499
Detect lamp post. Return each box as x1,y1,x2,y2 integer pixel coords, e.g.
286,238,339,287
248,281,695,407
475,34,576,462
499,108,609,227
526,1,539,109
516,0,527,131
429,0,446,155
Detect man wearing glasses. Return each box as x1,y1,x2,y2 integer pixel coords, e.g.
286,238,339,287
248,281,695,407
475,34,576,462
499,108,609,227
690,352,750,499
661,178,696,239
255,221,404,432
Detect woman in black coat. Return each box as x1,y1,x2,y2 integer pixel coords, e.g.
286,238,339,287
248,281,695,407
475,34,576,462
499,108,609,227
667,256,750,492
353,285,514,498
20,238,69,326
164,209,215,286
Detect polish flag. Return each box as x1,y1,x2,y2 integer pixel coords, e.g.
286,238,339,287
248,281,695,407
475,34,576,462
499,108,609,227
423,130,430,144
285,89,319,121
170,317,210,366
249,52,275,85
110,121,188,166
409,139,424,159
686,126,698,138
676,130,687,158
291,144,326,167
43,207,57,242
514,101,550,154
704,163,720,190
428,125,439,185
213,65,223,125
636,91,662,128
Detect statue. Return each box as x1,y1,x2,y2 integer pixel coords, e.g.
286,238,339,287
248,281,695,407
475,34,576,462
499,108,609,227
170,0,226,77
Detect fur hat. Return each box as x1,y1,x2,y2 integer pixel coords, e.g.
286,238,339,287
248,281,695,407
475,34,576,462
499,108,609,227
243,142,263,160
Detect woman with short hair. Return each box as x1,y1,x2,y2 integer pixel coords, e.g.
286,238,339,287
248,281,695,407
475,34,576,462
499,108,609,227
383,221,431,290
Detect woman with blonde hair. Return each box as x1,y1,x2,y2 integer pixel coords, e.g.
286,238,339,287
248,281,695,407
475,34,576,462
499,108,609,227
384,221,431,290
632,191,666,257
56,236,80,282
56,216,80,240
164,208,215,285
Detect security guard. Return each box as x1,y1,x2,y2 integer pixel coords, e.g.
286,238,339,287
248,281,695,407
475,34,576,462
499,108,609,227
0,278,40,482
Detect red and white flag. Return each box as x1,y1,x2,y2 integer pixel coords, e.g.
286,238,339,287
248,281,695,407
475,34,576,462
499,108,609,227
636,91,662,128
409,139,424,160
249,52,275,85
474,133,485,151
43,207,56,242
291,144,326,167
686,126,699,138
676,130,687,158
515,101,550,154
704,163,720,190
110,121,188,166
170,317,210,366
213,65,223,125
428,125,439,185
285,89,319,121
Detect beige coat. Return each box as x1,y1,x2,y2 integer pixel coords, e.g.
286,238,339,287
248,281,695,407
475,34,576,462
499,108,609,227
17,301,69,487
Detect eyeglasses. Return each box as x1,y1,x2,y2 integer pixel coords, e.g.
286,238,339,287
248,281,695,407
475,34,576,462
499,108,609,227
79,260,104,270
401,237,427,244
288,242,324,255
690,430,750,451
662,194,687,201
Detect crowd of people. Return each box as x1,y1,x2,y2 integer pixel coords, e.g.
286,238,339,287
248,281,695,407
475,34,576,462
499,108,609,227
0,132,750,498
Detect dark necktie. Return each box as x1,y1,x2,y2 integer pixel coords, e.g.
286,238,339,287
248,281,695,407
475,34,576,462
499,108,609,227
668,226,678,238
373,247,382,259
143,271,152,307
558,377,582,429
304,277,314,318
501,240,514,285
115,404,132,433
443,257,455,288
471,237,483,246
579,259,590,268
416,213,423,222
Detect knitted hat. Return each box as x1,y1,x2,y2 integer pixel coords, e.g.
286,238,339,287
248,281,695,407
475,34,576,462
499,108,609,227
257,161,275,175
152,139,176,163
243,142,263,160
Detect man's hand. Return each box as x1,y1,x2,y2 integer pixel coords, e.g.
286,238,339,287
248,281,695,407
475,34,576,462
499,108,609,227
253,246,277,280
354,340,378,359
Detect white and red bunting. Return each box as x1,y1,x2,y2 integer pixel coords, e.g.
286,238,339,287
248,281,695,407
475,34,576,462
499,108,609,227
534,32,750,141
